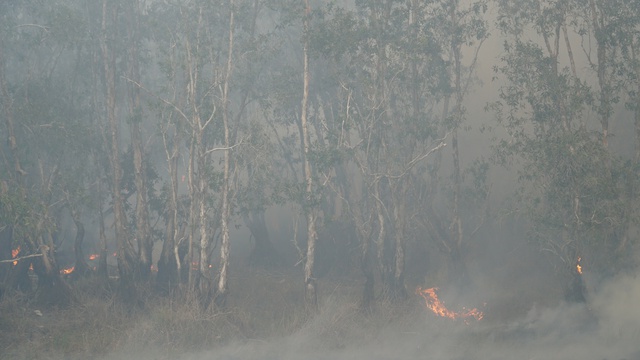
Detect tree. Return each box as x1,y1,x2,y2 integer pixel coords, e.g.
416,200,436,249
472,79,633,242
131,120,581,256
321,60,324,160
125,0,154,282
100,0,138,300
424,0,489,287
300,0,319,309
307,0,472,305
493,0,638,299
0,0,101,305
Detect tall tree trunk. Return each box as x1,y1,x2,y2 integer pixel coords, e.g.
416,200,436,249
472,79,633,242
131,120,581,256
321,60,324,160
87,2,110,282
374,181,389,298
186,135,197,290
157,124,181,290
589,0,610,148
67,200,90,279
214,0,235,309
126,0,152,281
301,0,318,310
101,0,137,300
196,131,212,305
390,181,407,299
96,178,109,281
448,1,468,286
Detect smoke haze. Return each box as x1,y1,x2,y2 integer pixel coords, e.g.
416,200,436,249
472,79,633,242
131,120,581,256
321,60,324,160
96,269,640,360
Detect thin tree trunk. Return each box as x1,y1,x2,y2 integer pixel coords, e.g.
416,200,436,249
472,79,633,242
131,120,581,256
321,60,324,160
67,200,90,279
101,0,137,300
374,181,389,297
215,0,235,308
390,181,407,299
126,0,152,281
300,0,318,310
589,0,610,148
97,178,109,280
158,124,181,289
196,131,212,305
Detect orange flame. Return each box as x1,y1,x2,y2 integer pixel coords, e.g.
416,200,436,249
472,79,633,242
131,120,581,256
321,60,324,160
576,257,583,275
416,287,484,322
60,266,75,275
11,246,20,266
88,254,99,260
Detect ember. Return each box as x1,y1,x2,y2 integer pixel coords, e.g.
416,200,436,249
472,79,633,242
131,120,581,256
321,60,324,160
11,246,20,266
416,287,484,322
88,254,99,260
60,266,75,275
576,257,583,275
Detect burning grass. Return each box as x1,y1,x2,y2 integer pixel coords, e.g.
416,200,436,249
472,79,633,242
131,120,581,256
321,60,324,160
415,286,484,322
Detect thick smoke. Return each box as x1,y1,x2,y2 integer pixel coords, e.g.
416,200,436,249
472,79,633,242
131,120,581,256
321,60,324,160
99,270,640,360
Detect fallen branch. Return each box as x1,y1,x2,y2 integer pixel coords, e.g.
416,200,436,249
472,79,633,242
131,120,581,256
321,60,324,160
0,253,43,264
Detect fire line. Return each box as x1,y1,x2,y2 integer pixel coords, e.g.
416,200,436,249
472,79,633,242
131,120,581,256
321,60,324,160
416,286,484,322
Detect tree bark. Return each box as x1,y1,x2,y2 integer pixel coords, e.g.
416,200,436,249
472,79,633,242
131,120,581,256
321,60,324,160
126,0,153,281
101,0,137,300
157,123,181,290
301,0,318,310
68,203,90,279
214,0,236,309
589,0,610,148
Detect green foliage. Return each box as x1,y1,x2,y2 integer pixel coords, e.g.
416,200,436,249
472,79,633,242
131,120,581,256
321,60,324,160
493,0,640,274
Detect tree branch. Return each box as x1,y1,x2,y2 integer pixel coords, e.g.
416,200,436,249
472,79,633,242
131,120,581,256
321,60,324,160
0,253,43,264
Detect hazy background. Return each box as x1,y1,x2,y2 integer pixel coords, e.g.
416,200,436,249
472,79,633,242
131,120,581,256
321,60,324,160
1,0,640,358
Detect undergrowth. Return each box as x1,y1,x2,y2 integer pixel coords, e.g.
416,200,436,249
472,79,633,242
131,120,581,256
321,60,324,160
0,267,420,360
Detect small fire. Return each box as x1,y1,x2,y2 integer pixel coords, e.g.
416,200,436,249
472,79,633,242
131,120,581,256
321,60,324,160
88,254,99,261
11,246,20,266
416,287,484,322
60,266,75,275
576,257,583,275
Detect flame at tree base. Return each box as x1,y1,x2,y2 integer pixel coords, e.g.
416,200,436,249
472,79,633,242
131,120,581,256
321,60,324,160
576,257,583,275
416,287,484,322
60,266,75,275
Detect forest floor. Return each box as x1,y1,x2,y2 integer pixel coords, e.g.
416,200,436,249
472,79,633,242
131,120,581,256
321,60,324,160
1,262,638,360
0,262,510,360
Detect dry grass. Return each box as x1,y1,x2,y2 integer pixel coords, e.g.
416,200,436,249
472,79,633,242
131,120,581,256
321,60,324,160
1,267,415,359
8,251,525,360
0,282,125,359
1,261,552,360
